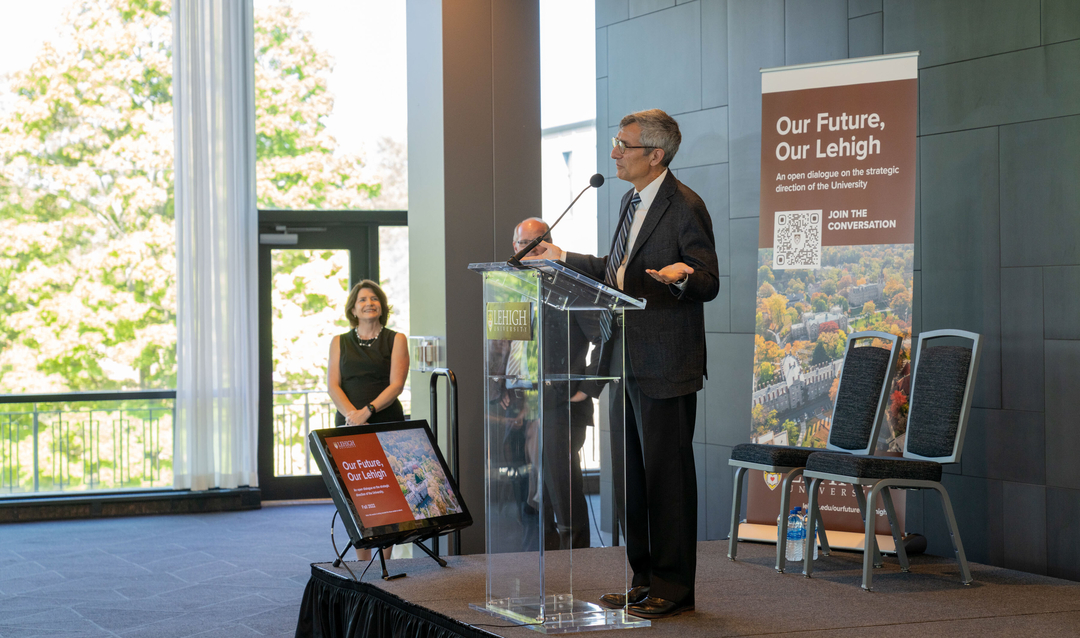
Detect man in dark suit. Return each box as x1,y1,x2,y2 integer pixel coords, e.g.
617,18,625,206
514,217,603,550
536,109,719,619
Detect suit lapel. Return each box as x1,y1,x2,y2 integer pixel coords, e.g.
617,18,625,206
625,171,677,267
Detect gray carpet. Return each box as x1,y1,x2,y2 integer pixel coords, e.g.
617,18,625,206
3,502,1080,637
319,537,1080,637
0,501,338,637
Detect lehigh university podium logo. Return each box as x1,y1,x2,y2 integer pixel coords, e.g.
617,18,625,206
485,302,532,341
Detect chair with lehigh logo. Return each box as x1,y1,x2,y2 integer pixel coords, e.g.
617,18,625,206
728,330,901,573
800,329,981,590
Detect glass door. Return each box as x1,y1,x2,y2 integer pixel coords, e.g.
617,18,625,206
257,211,404,500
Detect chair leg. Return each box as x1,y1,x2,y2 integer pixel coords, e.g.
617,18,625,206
814,503,831,556
935,484,973,585
853,487,884,568
775,469,800,573
880,486,909,572
728,466,747,561
802,477,822,577
861,483,881,592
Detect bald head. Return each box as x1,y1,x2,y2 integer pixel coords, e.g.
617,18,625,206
513,217,550,257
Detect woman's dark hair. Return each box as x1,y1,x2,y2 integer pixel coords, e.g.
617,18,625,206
345,280,391,327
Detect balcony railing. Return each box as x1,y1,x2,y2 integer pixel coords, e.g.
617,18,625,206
272,389,336,477
0,391,175,496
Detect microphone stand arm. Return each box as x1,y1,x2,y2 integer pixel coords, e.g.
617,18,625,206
507,182,595,266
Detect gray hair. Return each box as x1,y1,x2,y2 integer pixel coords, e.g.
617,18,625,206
620,109,681,167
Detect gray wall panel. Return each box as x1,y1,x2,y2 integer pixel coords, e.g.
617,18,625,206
921,41,1080,136
1044,267,1080,340
706,444,735,540
911,269,921,336
596,26,608,78
597,0,629,27
629,0,675,18
704,276,731,333
960,408,989,479
920,473,995,564
785,0,848,66
727,0,784,219
704,333,754,446
728,216,759,334
848,12,883,58
919,128,1001,409
986,410,1046,486
1002,482,1047,575
883,0,1039,68
1000,268,1043,412
695,389,707,445
1000,115,1080,268
676,163,731,276
670,107,729,169
1042,0,1080,45
1047,487,1080,581
913,140,920,271
597,78,611,178
849,0,881,18
987,478,1005,567
607,2,701,127
702,0,728,109
1045,340,1080,491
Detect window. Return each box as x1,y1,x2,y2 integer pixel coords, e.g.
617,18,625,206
0,0,176,395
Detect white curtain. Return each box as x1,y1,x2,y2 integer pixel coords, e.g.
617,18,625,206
172,0,259,490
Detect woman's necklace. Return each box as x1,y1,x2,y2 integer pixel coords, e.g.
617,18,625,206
355,326,382,347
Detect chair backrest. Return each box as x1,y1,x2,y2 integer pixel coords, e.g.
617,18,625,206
825,330,901,456
903,329,982,464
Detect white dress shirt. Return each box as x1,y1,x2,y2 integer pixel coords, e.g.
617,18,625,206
616,169,668,289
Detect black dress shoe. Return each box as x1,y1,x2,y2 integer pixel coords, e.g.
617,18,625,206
626,596,694,619
597,585,650,609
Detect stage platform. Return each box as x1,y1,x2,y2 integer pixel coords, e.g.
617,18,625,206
297,539,1080,637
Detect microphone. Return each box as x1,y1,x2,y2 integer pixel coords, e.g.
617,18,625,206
508,173,605,266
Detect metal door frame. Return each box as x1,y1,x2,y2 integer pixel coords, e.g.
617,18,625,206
256,210,406,500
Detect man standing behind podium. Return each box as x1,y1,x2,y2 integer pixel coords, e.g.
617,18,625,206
535,109,718,619
514,217,602,550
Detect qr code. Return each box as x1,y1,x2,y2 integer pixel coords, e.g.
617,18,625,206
773,210,822,270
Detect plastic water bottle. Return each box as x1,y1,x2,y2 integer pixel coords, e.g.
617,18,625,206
785,508,804,562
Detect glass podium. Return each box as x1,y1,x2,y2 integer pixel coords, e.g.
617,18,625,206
467,260,648,633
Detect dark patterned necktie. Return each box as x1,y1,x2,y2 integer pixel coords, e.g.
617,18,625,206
599,193,641,341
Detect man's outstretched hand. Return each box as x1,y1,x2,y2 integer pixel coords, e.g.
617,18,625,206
646,262,693,285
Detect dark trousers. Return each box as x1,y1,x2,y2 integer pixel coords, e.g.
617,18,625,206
608,333,698,604
543,399,593,550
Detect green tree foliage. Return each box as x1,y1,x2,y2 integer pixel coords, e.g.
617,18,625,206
758,264,775,286
0,0,176,393
0,0,380,395
751,403,779,438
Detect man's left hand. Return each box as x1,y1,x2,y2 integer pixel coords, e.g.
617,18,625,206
646,262,693,285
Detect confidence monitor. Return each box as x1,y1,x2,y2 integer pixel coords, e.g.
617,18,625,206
309,420,472,552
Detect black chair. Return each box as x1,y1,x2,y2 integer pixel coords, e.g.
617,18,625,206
801,329,982,590
728,330,900,573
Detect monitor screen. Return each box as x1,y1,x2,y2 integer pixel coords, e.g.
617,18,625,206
309,420,472,550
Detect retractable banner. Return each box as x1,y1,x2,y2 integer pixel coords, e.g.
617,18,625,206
746,53,918,549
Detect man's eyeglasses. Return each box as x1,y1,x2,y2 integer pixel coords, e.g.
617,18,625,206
611,137,654,153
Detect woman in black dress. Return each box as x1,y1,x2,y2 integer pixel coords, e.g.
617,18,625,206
327,280,408,427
